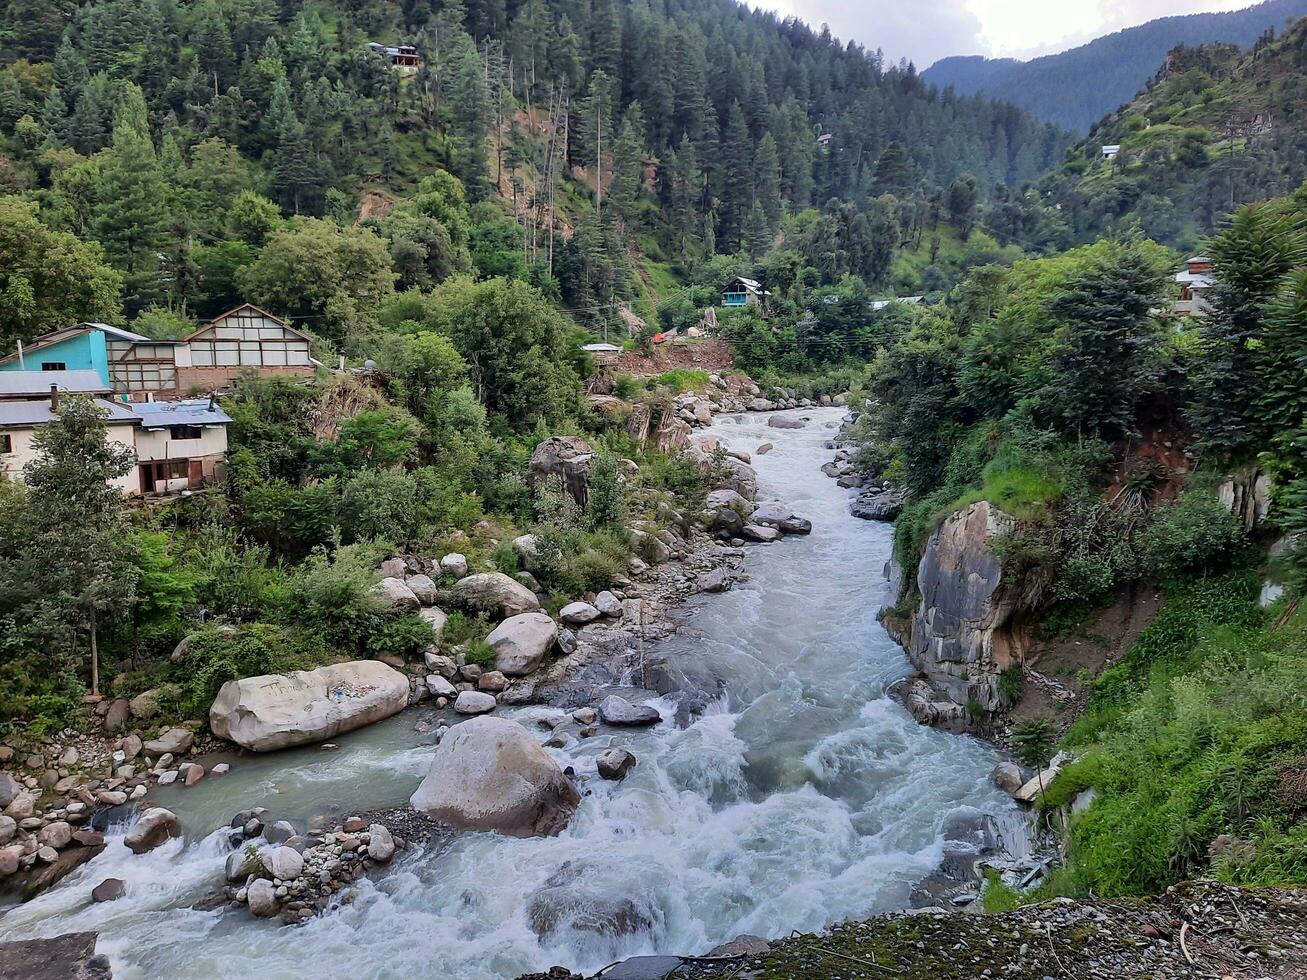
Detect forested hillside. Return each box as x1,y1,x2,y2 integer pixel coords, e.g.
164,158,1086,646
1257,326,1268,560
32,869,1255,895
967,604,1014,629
0,0,1066,336
1037,17,1307,250
923,0,1307,132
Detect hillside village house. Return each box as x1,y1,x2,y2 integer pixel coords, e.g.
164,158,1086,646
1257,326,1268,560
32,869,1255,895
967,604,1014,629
367,42,421,68
0,370,231,496
0,304,317,401
1175,255,1214,315
721,276,769,311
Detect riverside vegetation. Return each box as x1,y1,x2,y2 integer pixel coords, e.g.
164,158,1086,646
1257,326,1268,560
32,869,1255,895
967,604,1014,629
1,0,1307,976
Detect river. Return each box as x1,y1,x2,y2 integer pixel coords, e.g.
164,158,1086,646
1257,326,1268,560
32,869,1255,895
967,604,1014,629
0,408,1023,979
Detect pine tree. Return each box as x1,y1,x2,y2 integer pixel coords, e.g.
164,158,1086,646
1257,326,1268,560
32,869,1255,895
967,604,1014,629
873,140,912,197
754,132,782,230
718,101,752,252
90,85,171,312
447,33,492,200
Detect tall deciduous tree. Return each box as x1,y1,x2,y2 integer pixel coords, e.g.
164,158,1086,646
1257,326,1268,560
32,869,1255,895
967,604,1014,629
0,196,122,349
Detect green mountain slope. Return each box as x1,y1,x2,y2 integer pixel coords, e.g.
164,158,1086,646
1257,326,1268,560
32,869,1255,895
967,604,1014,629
1037,19,1307,249
923,0,1307,132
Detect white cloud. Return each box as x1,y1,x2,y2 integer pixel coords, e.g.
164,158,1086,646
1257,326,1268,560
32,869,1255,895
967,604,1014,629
756,0,1257,66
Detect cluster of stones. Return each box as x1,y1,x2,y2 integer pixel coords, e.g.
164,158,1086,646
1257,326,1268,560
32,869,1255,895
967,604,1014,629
0,714,222,887
224,810,397,923
815,408,906,522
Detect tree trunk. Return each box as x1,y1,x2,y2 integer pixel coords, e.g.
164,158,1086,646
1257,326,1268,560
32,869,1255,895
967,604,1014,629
89,607,100,698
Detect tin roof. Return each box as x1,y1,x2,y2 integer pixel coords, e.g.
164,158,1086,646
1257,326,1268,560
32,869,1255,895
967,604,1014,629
0,370,111,397
129,399,232,429
0,397,138,430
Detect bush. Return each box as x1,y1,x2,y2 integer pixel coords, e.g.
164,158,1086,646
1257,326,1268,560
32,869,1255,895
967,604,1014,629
613,374,640,400
172,622,320,718
364,614,435,657
1140,488,1246,577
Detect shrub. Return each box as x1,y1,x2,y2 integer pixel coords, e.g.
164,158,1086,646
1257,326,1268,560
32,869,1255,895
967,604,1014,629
365,614,435,658
1140,488,1246,577
172,622,319,718
612,374,640,400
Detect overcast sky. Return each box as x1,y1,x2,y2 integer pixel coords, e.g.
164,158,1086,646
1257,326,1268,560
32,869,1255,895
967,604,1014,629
754,0,1256,68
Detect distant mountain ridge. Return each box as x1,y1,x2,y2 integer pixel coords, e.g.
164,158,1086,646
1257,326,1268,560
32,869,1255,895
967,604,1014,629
923,0,1307,131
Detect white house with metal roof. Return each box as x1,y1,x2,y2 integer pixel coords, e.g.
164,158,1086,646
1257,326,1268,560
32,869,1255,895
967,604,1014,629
0,372,232,496
0,371,139,493
1175,255,1215,315
130,399,232,494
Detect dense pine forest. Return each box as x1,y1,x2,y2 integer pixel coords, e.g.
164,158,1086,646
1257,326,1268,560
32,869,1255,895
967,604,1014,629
1,0,1307,963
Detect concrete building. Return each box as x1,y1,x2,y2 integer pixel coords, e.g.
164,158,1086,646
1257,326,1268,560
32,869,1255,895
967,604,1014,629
0,371,232,496
130,399,232,495
0,371,139,494
1175,255,1214,315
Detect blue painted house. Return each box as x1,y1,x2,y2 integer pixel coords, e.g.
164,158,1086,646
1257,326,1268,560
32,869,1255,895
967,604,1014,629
0,323,152,389
721,276,767,310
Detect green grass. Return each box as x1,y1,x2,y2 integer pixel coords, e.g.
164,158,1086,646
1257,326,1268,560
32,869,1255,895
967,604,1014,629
946,463,1063,521
650,369,709,392
1045,572,1307,896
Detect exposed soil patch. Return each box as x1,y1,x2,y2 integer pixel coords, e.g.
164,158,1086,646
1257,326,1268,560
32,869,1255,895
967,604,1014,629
612,340,735,377
1008,580,1164,731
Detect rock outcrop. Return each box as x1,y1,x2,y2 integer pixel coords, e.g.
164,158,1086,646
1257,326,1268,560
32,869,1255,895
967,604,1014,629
900,501,1045,722
530,436,594,506
410,717,579,837
210,661,410,751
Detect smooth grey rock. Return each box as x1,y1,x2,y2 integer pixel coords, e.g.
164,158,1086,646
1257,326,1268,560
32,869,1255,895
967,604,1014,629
91,877,125,902
247,878,278,917
426,674,457,698
850,489,905,522
439,553,469,578
124,808,180,854
142,728,193,756
453,691,496,715
487,613,558,677
261,845,303,880
597,748,637,781
740,524,781,543
452,573,540,618
594,591,623,617
767,414,806,429
209,661,409,752
405,574,439,605
560,601,601,626
366,823,394,862
372,577,420,612
264,820,295,845
598,696,661,727
409,717,579,837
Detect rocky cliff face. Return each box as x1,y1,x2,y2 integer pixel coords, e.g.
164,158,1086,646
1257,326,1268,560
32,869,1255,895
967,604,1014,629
894,501,1045,729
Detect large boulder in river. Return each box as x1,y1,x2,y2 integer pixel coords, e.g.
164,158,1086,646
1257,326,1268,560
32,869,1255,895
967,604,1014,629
750,501,812,535
851,489,905,522
487,612,558,676
124,808,180,854
767,414,806,429
409,716,579,837
209,660,410,751
451,573,540,618
906,501,1048,717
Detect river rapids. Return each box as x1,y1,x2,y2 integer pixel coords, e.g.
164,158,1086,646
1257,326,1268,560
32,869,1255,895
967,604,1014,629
0,408,1025,979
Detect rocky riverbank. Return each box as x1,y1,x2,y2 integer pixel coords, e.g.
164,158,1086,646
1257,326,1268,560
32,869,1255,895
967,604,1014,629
520,880,1307,980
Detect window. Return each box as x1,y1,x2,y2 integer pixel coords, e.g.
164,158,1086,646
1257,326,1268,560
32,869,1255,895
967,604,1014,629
40,362,66,371
0,434,10,454
168,425,202,441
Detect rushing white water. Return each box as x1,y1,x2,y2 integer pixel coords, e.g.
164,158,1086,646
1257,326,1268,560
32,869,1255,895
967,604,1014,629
0,408,1021,979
